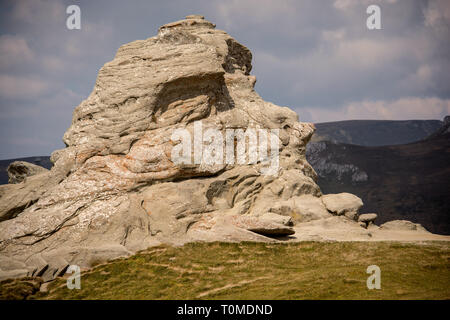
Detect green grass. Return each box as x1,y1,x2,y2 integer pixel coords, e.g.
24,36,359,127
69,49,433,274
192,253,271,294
18,241,450,299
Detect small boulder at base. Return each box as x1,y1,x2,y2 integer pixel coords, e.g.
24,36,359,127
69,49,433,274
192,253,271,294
358,213,377,228
380,220,429,232
232,215,295,237
321,193,363,220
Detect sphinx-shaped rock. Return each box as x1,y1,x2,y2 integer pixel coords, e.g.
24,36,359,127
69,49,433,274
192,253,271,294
0,15,368,280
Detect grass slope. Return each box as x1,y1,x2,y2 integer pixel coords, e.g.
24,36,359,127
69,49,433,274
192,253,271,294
20,242,449,300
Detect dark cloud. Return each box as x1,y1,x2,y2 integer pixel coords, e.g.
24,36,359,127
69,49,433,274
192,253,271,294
0,0,449,158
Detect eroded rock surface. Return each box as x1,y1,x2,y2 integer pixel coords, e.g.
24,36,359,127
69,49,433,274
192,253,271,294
0,15,445,281
322,193,363,221
7,161,49,184
380,220,429,232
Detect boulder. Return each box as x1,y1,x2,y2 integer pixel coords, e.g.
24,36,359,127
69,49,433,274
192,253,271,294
321,193,363,220
358,213,377,228
358,213,377,223
380,220,428,232
0,15,379,281
268,195,332,223
0,172,58,222
7,161,49,184
232,215,295,236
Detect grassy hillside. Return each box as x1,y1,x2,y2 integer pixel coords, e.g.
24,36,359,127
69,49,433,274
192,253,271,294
3,241,447,300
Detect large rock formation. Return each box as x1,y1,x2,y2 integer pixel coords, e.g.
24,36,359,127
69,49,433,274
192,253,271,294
0,16,446,281
7,161,49,185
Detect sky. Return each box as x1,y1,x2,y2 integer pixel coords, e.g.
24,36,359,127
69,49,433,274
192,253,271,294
0,0,449,159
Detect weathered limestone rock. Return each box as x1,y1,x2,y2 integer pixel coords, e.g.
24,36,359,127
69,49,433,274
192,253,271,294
7,161,49,184
380,220,428,232
2,15,429,281
358,213,377,223
231,214,295,236
358,213,377,228
0,172,59,222
268,195,332,223
0,15,322,280
321,193,363,220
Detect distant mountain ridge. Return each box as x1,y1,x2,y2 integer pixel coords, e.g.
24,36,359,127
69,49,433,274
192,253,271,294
312,119,443,146
426,116,450,140
307,118,450,235
0,157,52,185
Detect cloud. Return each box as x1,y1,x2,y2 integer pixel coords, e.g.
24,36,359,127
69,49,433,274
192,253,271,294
9,0,65,25
424,0,450,29
298,97,450,122
216,0,298,29
0,75,50,100
0,35,34,69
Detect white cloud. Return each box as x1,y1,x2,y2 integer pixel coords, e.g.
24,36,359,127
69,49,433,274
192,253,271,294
0,35,34,69
322,29,346,42
334,0,397,10
63,21,115,58
298,97,450,122
10,0,65,25
424,0,450,29
41,56,66,73
0,74,50,100
215,0,298,29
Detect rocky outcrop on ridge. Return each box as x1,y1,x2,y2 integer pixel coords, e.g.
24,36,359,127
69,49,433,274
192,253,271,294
0,16,445,282
426,115,450,139
306,115,450,235
7,161,49,184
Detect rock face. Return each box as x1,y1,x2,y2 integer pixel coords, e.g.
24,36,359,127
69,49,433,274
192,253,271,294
380,220,428,232
358,213,377,223
0,157,52,185
321,193,363,221
0,15,435,281
7,161,49,184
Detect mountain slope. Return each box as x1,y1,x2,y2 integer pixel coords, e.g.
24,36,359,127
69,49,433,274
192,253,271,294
8,242,450,300
0,157,52,185
307,123,450,235
312,119,443,146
